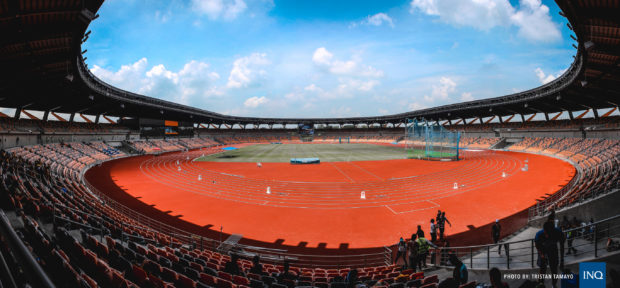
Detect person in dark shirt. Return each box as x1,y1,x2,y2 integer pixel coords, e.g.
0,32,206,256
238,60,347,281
535,221,565,288
276,261,297,282
224,254,244,276
489,267,509,288
492,219,502,255
439,212,452,241
249,255,264,275
407,234,419,272
450,254,468,285
345,269,359,288
394,237,408,268
416,225,425,238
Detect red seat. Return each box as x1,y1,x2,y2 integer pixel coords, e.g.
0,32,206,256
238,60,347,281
233,275,250,286
218,271,233,281
190,262,204,272
216,278,235,288
177,274,197,288
200,273,217,286
162,267,179,282
131,264,148,286
422,275,438,285
410,272,424,280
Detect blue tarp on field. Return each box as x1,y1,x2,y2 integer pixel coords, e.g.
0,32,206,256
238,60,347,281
290,157,320,164
221,147,238,151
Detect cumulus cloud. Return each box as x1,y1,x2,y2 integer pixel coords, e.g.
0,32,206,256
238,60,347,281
365,13,394,27
227,53,270,88
351,13,395,28
243,96,268,108
191,0,247,20
423,77,456,102
410,0,561,42
534,67,565,84
312,47,383,78
91,58,221,105
461,92,474,101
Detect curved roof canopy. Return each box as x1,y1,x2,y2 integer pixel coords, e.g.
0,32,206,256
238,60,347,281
0,0,618,126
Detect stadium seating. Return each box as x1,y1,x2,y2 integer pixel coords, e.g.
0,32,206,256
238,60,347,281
1,116,619,287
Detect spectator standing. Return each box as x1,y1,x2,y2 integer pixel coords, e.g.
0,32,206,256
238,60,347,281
416,233,438,269
394,237,408,268
407,234,419,271
535,221,565,288
492,220,502,255
439,212,452,241
565,221,577,255
430,219,437,242
416,225,425,238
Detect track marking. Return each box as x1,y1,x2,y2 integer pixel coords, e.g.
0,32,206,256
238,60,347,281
385,205,398,215
385,200,440,214
347,162,384,181
328,162,356,183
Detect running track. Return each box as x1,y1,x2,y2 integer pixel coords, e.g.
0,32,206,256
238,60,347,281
100,147,575,248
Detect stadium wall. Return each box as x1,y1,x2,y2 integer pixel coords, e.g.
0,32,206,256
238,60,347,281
529,189,620,227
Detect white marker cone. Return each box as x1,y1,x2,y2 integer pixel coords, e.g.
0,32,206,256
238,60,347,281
266,187,271,194
361,191,366,199
453,182,458,189
502,172,506,178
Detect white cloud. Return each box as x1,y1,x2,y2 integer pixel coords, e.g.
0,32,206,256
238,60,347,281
330,106,360,117
408,102,427,111
461,92,474,101
354,13,395,28
534,67,565,85
410,0,561,42
423,77,456,102
227,53,270,88
91,58,221,105
312,47,383,78
191,0,247,20
243,96,268,108
365,13,394,27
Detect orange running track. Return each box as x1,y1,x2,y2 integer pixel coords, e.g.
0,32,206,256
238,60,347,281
100,147,574,249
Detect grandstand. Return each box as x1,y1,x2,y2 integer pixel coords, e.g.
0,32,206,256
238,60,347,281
1,0,620,288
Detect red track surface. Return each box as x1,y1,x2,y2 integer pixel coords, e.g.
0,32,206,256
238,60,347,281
105,147,574,249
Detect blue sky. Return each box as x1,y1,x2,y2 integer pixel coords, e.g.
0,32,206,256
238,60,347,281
84,0,576,118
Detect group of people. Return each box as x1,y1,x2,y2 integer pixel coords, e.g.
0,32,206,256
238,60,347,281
430,210,452,242
394,210,455,271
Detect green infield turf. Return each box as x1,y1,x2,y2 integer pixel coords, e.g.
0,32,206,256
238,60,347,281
406,149,457,159
195,143,408,163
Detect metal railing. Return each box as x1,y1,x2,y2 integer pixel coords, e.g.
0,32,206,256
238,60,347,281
0,210,55,288
427,214,620,270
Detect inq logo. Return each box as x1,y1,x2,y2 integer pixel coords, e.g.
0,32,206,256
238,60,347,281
580,262,606,288
583,270,604,280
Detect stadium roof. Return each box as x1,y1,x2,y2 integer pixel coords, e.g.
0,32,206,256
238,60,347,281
0,0,618,126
